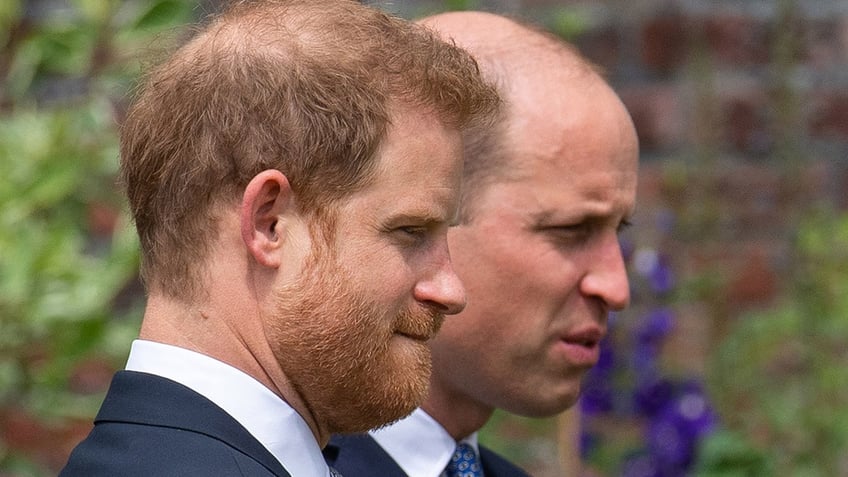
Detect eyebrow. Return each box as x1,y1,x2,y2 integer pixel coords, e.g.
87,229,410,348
384,211,449,228
531,207,634,226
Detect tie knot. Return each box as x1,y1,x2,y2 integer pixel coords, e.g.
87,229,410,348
445,442,482,477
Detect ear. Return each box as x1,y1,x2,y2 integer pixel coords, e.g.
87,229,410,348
240,169,293,268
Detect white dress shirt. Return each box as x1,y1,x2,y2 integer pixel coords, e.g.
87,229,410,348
370,408,482,477
125,339,333,477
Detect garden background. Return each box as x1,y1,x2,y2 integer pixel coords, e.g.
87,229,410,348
1,0,846,476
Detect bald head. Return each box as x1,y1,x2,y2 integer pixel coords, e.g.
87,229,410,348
418,11,624,219
420,12,579,70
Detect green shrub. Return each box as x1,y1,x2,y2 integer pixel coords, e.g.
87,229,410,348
0,1,194,472
701,208,848,476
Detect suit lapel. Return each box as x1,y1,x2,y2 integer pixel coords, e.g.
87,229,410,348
479,445,532,477
325,434,408,477
97,371,291,477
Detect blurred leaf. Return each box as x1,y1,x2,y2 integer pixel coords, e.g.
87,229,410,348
707,208,848,475
4,38,43,98
31,28,97,76
0,1,199,474
549,8,586,40
694,429,773,476
73,0,116,24
133,0,193,30
0,0,21,44
441,0,479,12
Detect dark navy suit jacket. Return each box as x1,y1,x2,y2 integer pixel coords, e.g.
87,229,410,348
60,371,292,476
325,433,531,477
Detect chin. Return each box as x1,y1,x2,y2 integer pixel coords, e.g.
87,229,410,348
328,350,432,434
503,388,582,418
516,400,579,418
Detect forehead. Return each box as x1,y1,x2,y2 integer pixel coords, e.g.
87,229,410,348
337,106,464,222
491,74,638,215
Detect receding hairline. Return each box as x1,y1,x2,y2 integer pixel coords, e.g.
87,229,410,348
184,2,359,67
417,11,608,219
420,11,600,87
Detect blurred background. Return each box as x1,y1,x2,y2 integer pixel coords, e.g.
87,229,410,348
1,0,846,476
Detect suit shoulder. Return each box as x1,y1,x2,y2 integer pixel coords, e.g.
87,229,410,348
479,445,532,477
61,421,280,476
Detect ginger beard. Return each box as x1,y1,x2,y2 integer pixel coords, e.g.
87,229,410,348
267,244,444,434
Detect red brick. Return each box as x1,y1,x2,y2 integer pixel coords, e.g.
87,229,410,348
701,13,771,65
619,85,684,151
725,246,780,310
809,92,848,138
803,18,844,67
641,12,690,74
722,95,772,155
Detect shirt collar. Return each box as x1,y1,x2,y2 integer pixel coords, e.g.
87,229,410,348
126,339,333,477
369,408,480,477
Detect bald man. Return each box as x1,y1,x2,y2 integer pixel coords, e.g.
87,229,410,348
324,11,639,477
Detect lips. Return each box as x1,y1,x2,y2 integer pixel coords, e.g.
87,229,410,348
562,327,604,348
557,326,605,367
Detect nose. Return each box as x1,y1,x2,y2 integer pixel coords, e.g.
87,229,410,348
413,246,467,315
579,231,631,311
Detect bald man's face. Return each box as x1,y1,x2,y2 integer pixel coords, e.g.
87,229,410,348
429,72,639,417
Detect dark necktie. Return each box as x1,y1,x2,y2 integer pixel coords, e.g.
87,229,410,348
329,466,343,477
444,442,482,477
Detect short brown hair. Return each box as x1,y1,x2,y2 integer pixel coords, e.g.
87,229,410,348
121,0,499,301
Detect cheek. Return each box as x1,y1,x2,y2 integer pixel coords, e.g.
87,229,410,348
453,231,525,298
463,244,569,310
338,257,409,308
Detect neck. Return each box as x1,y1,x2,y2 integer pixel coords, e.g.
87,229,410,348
139,292,331,447
420,381,495,441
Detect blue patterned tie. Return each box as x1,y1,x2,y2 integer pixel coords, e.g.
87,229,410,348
445,442,482,477
328,466,343,477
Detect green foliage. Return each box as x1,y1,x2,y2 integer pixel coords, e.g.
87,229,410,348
547,8,587,40
441,0,480,11
703,208,848,475
0,101,140,409
0,0,195,473
694,429,773,476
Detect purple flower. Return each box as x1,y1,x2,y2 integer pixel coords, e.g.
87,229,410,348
673,381,717,438
580,378,614,414
579,430,600,458
580,335,617,414
649,254,675,294
637,309,675,346
632,249,675,295
620,237,636,264
633,377,675,417
656,208,676,235
595,336,616,374
632,309,675,375
646,382,716,470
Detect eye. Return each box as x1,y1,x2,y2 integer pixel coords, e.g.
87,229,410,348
392,225,432,245
397,226,427,237
546,223,592,244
